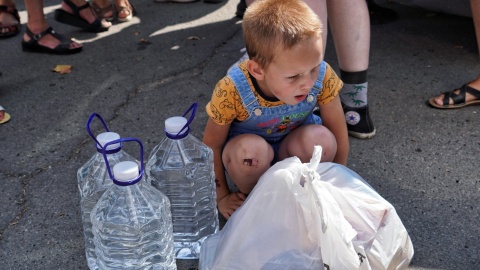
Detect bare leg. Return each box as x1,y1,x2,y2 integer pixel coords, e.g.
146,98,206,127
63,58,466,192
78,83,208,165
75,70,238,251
327,0,370,72
91,0,114,20
0,0,14,7
222,134,274,194
278,124,337,163
474,0,480,57
23,0,82,50
431,0,480,106
327,0,374,138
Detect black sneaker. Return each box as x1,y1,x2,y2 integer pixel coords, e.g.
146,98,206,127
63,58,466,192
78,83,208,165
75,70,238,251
343,104,376,139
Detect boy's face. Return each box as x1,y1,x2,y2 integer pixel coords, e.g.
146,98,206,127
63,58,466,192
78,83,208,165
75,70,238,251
252,37,323,105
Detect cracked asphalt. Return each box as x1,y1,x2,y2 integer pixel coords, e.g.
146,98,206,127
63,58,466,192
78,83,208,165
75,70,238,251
0,0,479,269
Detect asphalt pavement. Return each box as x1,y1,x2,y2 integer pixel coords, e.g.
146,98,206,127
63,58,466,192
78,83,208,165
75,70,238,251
0,0,479,269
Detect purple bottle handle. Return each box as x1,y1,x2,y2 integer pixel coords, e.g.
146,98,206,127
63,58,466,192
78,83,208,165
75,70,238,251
102,137,144,186
86,113,121,154
165,102,197,140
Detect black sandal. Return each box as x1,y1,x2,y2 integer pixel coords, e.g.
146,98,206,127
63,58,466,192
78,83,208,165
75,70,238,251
0,5,20,38
429,84,480,109
54,0,110,33
22,27,82,55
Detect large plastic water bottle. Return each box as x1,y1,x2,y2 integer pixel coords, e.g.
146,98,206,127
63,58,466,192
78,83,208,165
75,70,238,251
145,103,219,259
91,138,176,269
77,113,138,270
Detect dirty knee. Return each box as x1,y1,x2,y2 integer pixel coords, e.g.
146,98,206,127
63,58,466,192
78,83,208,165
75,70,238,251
243,158,259,166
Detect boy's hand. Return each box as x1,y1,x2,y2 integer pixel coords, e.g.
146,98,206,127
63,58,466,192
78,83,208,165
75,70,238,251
218,192,247,220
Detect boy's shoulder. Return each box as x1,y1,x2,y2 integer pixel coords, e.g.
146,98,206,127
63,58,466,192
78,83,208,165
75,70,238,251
226,60,250,78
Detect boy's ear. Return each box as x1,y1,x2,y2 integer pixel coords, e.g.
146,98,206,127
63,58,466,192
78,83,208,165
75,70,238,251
246,59,265,80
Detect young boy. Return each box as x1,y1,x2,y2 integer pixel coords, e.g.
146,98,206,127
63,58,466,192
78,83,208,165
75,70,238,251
203,0,349,220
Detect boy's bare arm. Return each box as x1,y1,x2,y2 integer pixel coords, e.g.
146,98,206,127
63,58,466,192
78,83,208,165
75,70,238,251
203,118,231,201
203,118,247,219
319,95,349,165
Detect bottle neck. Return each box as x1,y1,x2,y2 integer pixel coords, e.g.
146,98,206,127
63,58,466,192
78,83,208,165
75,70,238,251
113,175,143,186
96,146,122,154
166,131,189,140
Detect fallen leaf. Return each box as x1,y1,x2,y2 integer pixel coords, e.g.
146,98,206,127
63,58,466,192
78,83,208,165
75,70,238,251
187,36,200,40
139,38,152,44
52,65,72,74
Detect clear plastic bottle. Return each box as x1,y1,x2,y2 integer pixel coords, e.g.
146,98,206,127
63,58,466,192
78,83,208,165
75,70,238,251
91,138,176,270
77,113,138,270
145,103,219,259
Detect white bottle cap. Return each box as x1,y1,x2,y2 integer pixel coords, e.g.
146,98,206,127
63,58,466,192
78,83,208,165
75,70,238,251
165,116,188,135
113,161,139,181
96,132,121,151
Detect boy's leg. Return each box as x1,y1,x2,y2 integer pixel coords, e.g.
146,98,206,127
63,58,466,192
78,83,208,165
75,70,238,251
222,134,274,195
278,124,337,163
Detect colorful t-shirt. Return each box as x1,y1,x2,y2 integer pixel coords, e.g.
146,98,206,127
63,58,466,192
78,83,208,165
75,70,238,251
207,61,342,127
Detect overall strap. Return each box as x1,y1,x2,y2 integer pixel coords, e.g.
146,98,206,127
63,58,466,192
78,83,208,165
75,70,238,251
227,65,260,115
312,61,327,93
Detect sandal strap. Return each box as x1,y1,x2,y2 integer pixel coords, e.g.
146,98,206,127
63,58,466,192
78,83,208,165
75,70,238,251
464,84,480,99
25,26,53,43
442,84,480,106
24,27,73,50
0,5,20,23
62,0,90,17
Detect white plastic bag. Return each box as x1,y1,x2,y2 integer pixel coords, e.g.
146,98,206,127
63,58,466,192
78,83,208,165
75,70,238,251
199,146,413,270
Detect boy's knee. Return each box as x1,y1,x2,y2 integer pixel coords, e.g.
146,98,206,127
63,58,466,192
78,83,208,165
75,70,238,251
223,134,274,167
243,158,259,167
311,125,337,162
238,139,273,169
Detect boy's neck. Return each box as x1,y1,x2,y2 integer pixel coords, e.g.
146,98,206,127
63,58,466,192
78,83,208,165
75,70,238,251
249,72,279,102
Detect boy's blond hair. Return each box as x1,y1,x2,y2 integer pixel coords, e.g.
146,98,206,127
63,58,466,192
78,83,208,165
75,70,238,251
242,0,323,69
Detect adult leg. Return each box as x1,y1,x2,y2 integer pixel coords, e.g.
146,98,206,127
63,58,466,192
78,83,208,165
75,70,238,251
222,134,274,195
327,0,375,139
429,0,480,108
23,0,82,51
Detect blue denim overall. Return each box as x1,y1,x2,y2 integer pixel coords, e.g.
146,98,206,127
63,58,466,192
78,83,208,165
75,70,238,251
227,61,327,153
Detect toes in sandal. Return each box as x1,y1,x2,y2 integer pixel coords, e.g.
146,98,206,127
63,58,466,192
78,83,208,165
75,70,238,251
0,5,20,38
22,27,82,55
90,1,114,22
429,84,480,109
55,0,110,33
116,1,136,22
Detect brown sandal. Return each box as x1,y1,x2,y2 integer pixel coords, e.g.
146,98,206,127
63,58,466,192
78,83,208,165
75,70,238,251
90,1,114,22
115,0,136,22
